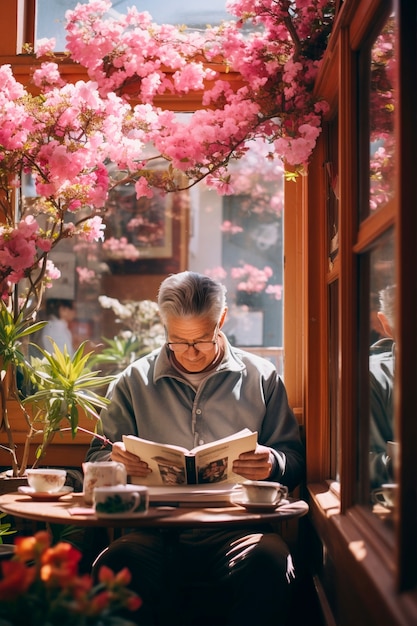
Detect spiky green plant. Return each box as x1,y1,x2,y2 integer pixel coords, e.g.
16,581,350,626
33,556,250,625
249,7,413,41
88,335,142,374
17,340,115,473
0,301,47,475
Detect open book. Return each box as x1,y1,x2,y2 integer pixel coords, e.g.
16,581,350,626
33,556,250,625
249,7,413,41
123,428,257,486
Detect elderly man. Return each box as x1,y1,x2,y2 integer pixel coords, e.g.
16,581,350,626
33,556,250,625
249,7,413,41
87,271,305,625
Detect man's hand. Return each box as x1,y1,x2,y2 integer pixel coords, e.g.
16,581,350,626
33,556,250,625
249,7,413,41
232,444,274,480
111,441,152,478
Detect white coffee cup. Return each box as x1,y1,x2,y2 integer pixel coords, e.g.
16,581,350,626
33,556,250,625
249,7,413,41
94,484,149,518
241,480,288,505
26,468,67,493
371,483,397,509
82,461,127,504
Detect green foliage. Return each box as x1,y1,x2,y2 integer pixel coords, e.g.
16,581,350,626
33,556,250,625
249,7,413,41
22,340,115,462
0,512,16,544
89,335,142,373
0,302,46,371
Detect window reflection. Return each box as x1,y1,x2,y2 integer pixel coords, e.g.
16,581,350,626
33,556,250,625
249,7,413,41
25,138,284,371
368,15,395,216
368,231,396,516
326,118,339,264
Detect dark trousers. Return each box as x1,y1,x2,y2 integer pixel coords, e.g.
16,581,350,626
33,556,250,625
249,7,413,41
92,526,295,625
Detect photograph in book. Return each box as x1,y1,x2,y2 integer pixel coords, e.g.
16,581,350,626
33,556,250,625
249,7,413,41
123,429,258,486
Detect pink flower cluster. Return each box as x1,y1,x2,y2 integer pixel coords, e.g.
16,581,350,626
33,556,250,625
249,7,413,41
63,0,333,177
0,0,335,317
231,264,274,293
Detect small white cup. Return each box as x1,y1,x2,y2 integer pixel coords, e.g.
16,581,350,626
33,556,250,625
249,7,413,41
82,461,127,504
94,484,149,518
372,483,397,509
241,480,288,505
26,469,67,493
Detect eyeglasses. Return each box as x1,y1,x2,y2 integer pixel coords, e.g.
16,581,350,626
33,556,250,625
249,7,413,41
166,324,219,354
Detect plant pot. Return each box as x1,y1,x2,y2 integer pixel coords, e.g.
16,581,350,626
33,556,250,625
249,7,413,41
0,544,15,561
0,470,28,494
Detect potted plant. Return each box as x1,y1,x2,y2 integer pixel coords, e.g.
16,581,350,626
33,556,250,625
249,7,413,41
20,340,115,473
0,313,115,480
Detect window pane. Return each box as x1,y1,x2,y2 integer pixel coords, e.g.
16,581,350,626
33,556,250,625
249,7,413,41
29,138,284,375
190,140,284,371
326,118,339,264
359,13,396,221
367,230,396,522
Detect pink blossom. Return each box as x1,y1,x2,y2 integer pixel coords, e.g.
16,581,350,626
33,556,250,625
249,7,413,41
220,221,244,235
35,38,56,57
79,216,106,243
76,267,97,284
32,63,64,88
205,267,228,281
44,259,61,282
135,177,154,199
102,237,140,261
265,284,283,300
0,0,335,313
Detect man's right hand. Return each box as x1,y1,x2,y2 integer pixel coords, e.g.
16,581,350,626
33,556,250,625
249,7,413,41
110,441,152,477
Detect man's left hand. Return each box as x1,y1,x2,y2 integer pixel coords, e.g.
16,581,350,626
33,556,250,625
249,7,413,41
232,444,274,480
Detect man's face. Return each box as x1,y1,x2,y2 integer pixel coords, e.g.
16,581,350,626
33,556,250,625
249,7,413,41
165,316,220,373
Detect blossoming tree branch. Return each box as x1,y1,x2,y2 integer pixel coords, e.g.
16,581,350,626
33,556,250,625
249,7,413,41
0,0,334,318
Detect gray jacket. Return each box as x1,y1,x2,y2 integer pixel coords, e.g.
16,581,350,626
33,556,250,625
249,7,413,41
87,335,305,491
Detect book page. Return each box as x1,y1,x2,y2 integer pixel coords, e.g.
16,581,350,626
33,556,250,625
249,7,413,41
123,429,258,486
147,483,242,506
123,436,188,486
194,430,258,484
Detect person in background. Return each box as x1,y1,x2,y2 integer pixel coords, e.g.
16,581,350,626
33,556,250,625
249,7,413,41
39,298,75,356
86,271,305,626
369,284,396,488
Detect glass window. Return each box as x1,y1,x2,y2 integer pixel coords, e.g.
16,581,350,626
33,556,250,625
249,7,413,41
28,138,284,375
367,231,396,520
359,13,395,222
326,118,339,264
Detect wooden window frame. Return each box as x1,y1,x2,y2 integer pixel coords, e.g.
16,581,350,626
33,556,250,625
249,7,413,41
305,0,417,622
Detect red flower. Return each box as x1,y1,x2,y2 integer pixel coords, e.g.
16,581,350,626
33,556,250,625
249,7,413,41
0,534,142,624
126,594,143,612
0,560,36,600
89,589,112,613
14,530,50,562
40,541,82,586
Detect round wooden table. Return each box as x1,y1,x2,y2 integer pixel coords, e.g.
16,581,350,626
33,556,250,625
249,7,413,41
0,491,309,529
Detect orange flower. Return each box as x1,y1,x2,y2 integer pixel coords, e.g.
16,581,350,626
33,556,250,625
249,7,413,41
40,542,81,586
97,564,115,584
89,589,112,613
98,564,132,587
0,534,142,625
71,573,93,596
126,595,143,612
14,530,50,562
0,560,36,600
114,567,132,586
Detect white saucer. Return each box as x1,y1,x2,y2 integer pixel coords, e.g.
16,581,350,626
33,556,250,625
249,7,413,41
18,486,73,501
95,510,149,519
232,498,288,513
